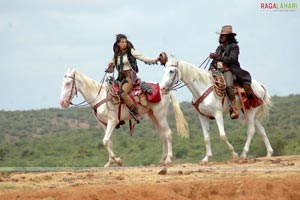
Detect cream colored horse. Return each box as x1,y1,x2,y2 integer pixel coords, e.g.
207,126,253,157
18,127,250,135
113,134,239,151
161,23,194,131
160,55,273,163
60,69,189,167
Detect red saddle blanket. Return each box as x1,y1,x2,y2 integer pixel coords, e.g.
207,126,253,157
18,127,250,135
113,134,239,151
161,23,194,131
112,82,161,103
234,85,263,110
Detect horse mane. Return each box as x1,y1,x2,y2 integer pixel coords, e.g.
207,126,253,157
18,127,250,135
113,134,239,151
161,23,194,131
177,60,213,85
75,71,105,91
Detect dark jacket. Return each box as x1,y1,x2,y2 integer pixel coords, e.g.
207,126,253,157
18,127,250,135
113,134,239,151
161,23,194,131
210,43,252,85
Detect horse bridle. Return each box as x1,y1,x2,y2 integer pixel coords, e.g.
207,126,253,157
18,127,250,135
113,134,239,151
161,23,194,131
64,74,79,105
64,72,107,107
164,62,182,92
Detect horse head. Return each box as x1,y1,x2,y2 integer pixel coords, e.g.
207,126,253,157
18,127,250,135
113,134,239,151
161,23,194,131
160,54,181,94
60,68,77,108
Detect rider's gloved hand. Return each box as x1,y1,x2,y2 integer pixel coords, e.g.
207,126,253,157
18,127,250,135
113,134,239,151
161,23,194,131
105,63,114,73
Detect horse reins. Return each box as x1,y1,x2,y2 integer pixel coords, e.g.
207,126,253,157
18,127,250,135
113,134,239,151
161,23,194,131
66,72,107,107
168,56,211,92
198,55,211,70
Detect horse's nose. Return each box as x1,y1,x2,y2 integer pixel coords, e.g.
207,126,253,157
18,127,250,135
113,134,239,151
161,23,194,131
60,99,64,108
60,99,68,108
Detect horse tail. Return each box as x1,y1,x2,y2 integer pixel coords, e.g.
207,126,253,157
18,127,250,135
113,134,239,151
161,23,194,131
256,84,272,122
170,93,189,138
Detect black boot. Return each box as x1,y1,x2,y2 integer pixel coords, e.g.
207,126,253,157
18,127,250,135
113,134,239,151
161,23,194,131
227,86,239,119
230,99,239,119
129,105,140,123
116,120,125,129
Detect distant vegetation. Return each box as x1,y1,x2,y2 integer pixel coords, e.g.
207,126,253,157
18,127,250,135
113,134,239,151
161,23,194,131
0,95,299,167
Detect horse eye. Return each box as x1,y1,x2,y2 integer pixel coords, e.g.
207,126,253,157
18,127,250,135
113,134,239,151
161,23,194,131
170,70,174,74
65,82,70,86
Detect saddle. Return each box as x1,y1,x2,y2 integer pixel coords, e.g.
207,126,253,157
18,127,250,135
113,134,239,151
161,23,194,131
110,80,161,106
234,85,263,110
106,77,161,135
212,71,263,110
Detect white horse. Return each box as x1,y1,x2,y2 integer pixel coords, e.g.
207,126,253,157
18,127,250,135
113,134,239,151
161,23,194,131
160,55,273,162
60,69,189,167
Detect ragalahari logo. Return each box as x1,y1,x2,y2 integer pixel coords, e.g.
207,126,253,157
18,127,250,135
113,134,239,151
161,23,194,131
260,2,297,11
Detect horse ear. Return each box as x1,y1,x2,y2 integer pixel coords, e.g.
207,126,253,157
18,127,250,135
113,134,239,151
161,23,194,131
71,68,76,74
67,68,71,73
170,54,177,62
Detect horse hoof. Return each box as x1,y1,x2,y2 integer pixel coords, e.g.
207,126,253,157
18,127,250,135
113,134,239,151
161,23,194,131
116,158,123,166
240,151,247,159
266,153,272,158
232,152,239,160
201,155,210,164
104,162,111,168
158,167,167,175
159,159,165,165
164,157,172,165
201,160,209,165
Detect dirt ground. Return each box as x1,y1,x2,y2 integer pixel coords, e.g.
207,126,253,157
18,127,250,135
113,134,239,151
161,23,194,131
1,155,300,200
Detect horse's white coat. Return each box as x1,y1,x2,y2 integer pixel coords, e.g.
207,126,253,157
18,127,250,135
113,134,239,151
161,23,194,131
160,56,273,162
60,69,188,167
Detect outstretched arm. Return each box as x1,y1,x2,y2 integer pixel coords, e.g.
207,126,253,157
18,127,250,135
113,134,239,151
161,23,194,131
131,49,159,64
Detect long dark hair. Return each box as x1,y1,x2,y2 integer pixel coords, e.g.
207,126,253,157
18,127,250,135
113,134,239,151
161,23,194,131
227,34,238,44
113,34,134,65
219,34,238,44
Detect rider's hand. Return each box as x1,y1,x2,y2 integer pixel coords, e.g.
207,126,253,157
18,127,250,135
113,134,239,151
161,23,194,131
209,53,216,59
105,63,114,73
105,67,113,73
107,62,114,68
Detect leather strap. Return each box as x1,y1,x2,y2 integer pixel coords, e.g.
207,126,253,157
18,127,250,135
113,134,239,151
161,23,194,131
93,98,108,125
192,86,215,120
118,104,122,121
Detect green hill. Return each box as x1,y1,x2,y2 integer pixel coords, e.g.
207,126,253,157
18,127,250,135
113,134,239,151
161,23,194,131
0,95,299,167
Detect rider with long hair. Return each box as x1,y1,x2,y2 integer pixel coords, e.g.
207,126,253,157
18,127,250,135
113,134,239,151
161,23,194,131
105,34,160,122
209,25,253,119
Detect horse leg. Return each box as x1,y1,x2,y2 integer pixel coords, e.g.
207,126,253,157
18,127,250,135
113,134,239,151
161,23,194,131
161,123,173,165
108,139,123,166
255,119,273,157
241,111,256,159
159,128,173,165
148,110,173,165
102,120,121,167
199,115,212,163
215,112,239,159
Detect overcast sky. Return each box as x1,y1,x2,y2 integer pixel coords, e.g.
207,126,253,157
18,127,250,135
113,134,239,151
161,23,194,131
1,0,299,110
